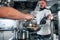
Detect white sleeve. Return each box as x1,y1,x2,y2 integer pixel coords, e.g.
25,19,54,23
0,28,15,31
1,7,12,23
45,10,53,19
45,10,51,17
30,11,38,17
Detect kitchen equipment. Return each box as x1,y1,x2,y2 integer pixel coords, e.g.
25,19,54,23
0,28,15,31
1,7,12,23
1,0,14,7
17,28,30,40
24,20,40,32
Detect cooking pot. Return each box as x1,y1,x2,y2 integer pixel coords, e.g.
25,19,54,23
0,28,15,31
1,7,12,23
17,28,30,40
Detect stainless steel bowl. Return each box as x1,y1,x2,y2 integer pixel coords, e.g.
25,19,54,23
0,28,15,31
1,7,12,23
24,20,40,32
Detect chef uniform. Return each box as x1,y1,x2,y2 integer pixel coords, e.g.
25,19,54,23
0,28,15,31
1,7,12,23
35,8,52,40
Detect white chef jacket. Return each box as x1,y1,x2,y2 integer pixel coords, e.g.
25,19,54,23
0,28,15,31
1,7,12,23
35,9,52,35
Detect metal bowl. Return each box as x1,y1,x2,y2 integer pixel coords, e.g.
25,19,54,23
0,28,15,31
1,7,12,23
23,20,41,32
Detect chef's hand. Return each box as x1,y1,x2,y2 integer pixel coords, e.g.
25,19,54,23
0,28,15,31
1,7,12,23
25,14,33,20
46,14,51,20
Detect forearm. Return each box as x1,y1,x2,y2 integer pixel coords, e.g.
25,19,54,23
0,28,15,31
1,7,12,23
0,7,26,20
1,12,26,20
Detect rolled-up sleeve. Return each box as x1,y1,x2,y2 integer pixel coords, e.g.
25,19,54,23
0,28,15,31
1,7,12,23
45,10,51,17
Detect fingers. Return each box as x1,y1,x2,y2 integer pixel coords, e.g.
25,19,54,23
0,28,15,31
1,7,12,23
25,14,33,20
46,14,51,20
